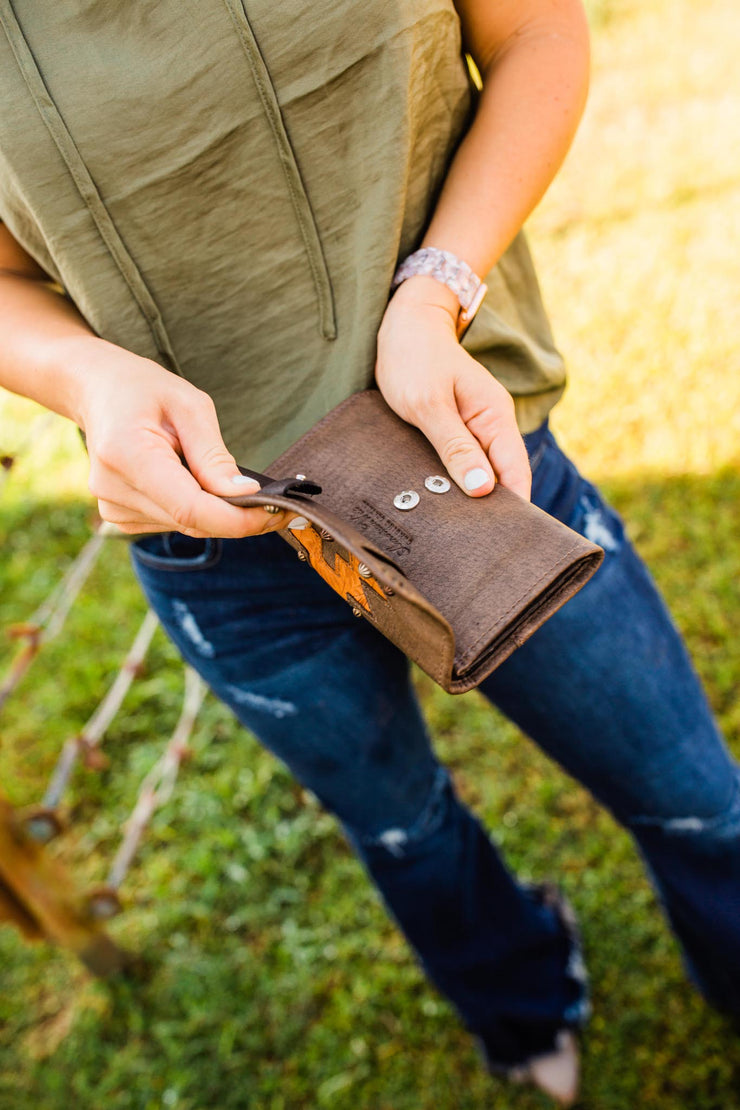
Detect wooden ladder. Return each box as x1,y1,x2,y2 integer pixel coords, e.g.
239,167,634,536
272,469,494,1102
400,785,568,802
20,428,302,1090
0,791,128,976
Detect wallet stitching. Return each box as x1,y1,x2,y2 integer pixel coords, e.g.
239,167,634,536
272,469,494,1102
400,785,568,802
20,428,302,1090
456,540,589,668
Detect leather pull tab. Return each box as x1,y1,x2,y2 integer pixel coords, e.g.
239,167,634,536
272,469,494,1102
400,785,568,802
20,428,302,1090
236,465,322,498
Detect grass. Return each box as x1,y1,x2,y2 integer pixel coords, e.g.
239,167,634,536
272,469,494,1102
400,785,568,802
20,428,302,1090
1,0,739,1106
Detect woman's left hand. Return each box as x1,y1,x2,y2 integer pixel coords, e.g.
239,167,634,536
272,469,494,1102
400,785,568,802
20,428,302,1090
375,275,531,501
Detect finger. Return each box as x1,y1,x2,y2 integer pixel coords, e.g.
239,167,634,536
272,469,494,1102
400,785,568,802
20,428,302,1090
456,377,532,501
95,485,179,528
412,396,496,497
100,520,177,537
98,445,291,538
96,497,197,535
164,389,259,497
140,442,271,536
102,497,306,539
98,503,293,538
103,496,293,538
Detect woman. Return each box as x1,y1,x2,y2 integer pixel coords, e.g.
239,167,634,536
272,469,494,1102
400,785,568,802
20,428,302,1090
0,1,738,1103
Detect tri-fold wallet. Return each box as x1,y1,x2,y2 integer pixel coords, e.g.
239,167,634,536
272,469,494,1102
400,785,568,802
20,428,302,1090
225,390,603,694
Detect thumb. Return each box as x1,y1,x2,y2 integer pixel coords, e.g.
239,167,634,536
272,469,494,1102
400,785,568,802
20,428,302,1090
414,400,496,497
455,372,532,501
168,391,260,496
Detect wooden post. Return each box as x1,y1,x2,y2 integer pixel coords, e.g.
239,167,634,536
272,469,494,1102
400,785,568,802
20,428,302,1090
0,792,129,976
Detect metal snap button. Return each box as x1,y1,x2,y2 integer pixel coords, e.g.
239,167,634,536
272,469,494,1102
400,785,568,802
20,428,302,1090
393,490,419,511
424,475,450,494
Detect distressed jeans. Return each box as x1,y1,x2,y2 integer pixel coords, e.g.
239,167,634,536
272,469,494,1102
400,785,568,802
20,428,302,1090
131,424,740,1065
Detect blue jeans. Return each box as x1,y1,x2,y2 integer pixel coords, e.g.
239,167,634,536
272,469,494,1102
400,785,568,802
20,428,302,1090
131,424,740,1066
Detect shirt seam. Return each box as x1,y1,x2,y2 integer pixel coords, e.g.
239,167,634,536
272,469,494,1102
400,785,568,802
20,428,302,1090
222,0,337,341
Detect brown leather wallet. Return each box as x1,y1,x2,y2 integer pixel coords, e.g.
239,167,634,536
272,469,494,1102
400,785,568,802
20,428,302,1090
225,391,603,694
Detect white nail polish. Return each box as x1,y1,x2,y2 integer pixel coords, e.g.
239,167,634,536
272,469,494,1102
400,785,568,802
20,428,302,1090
231,474,259,487
464,467,489,491
289,516,310,530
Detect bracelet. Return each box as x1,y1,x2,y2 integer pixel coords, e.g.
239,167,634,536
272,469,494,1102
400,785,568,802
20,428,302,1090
390,247,488,335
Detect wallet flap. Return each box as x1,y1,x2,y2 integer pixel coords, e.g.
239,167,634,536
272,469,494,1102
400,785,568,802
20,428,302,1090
270,391,601,658
225,390,603,693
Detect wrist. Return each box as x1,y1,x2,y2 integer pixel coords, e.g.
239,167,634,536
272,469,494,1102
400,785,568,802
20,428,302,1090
379,278,461,355
388,274,460,320
389,247,487,337
39,335,117,429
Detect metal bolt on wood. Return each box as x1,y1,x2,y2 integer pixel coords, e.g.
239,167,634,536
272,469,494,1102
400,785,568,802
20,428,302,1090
21,807,63,845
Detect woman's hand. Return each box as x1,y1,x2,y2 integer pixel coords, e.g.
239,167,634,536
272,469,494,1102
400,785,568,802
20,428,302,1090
374,0,589,496
68,337,292,537
0,230,285,538
375,276,531,500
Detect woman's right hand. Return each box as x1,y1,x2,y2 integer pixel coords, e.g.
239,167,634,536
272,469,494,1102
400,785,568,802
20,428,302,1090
68,337,291,538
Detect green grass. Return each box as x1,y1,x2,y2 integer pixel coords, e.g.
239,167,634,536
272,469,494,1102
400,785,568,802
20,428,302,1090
1,0,739,1106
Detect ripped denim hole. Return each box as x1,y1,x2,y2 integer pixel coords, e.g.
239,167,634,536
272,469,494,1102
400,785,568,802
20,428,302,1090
625,773,740,838
171,599,215,658
225,683,298,720
359,766,451,858
580,494,621,552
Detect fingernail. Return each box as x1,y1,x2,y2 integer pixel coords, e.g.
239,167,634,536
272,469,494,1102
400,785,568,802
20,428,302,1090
464,467,490,491
289,516,310,530
231,474,260,489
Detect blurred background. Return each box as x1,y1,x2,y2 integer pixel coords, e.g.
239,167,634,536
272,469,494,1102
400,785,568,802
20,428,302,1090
1,0,738,1106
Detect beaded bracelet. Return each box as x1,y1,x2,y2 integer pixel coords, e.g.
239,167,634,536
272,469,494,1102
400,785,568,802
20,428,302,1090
390,247,488,336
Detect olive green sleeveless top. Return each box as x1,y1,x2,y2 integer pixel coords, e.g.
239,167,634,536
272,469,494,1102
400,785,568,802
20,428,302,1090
0,0,565,468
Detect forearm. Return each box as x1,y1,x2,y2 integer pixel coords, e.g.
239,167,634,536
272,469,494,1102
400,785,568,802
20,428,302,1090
0,270,103,426
378,3,588,498
422,1,590,276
